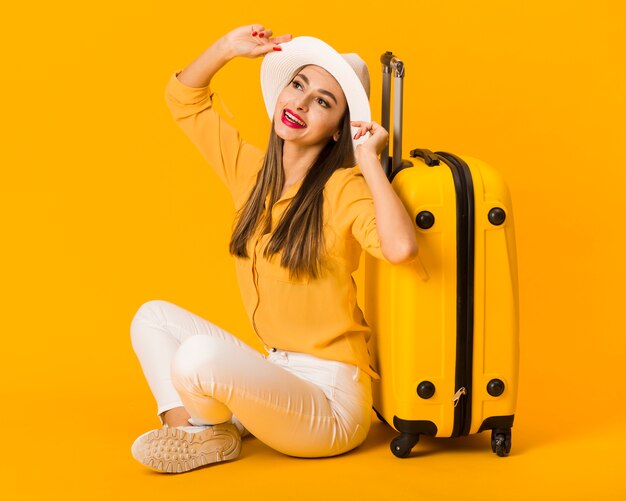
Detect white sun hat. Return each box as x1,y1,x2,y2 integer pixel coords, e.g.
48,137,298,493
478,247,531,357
260,36,371,150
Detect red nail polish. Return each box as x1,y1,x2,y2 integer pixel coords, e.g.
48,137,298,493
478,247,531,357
273,46,282,51
259,32,265,38
252,31,258,36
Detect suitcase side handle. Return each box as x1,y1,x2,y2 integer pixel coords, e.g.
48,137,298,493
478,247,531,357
410,148,441,167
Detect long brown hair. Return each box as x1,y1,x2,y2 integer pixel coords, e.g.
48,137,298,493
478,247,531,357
229,65,356,280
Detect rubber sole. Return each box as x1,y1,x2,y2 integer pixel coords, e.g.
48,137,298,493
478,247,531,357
131,423,241,473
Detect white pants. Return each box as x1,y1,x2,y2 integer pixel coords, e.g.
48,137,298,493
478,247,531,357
129,300,372,457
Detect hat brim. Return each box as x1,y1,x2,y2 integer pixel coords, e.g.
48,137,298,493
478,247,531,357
260,36,371,151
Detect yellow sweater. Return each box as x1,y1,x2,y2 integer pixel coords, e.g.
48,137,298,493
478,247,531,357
165,69,390,379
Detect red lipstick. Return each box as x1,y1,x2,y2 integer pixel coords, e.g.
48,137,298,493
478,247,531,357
281,109,307,129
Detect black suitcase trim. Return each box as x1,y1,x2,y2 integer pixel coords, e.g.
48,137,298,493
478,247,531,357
477,415,515,433
393,416,438,437
436,152,476,438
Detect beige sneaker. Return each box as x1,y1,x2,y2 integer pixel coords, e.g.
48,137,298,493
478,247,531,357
131,423,241,473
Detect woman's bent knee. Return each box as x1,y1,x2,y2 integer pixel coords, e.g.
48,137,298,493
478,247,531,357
170,335,227,390
130,300,172,327
129,299,174,347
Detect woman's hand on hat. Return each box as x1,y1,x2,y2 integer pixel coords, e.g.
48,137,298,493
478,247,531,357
222,25,292,59
351,120,389,158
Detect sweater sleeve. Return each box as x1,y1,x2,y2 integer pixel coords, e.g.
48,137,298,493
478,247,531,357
164,69,264,203
334,168,392,263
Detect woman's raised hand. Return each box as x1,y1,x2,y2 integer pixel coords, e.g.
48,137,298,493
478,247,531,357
351,120,390,161
221,24,292,59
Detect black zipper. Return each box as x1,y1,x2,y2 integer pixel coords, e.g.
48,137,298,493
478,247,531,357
435,151,475,437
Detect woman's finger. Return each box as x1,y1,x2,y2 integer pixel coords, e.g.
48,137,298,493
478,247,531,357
354,122,368,139
269,34,293,44
367,121,380,131
250,24,265,35
352,121,387,140
255,43,280,56
351,121,377,132
353,128,369,139
257,28,273,39
353,122,386,134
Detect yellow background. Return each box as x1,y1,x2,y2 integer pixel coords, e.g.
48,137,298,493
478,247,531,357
1,1,625,499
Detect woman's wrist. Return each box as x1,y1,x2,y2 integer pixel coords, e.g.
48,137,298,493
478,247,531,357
356,147,383,170
213,35,236,63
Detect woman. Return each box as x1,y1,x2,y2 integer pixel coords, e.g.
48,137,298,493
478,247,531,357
130,24,418,474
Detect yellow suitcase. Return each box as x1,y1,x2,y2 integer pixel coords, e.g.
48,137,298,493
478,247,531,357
364,53,520,458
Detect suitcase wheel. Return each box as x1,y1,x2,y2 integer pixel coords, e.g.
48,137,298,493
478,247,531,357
491,428,512,457
390,433,420,458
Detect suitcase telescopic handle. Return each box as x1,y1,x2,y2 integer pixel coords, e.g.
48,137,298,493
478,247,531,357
379,51,405,177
